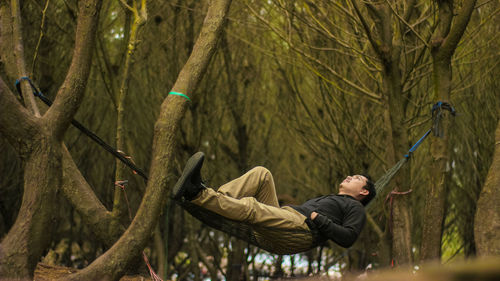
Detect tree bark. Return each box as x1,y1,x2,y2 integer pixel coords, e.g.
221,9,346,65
0,79,57,279
10,0,41,116
351,0,413,266
474,119,500,256
112,0,147,236
61,145,124,247
420,0,477,261
61,0,232,280
0,2,17,84
0,0,102,278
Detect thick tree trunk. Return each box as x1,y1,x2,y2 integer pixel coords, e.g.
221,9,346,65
420,0,477,262
420,59,452,261
474,119,500,256
0,1,101,278
385,53,413,267
62,1,232,280
0,136,61,279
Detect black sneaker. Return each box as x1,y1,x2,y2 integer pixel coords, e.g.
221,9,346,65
172,152,205,201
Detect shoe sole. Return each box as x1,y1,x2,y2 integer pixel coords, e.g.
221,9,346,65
172,152,205,200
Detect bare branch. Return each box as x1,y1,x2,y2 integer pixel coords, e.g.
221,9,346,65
119,0,135,13
0,76,40,147
383,0,430,48
0,3,18,82
60,145,124,247
440,0,478,57
246,3,381,101
350,0,384,56
11,0,41,116
31,0,50,75
43,0,102,139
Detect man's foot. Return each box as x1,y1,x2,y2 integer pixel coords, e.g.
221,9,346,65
172,152,205,201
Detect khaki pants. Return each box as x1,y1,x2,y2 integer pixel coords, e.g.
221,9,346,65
192,167,313,253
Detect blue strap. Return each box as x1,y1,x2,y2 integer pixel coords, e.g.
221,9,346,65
404,129,432,158
15,76,52,105
403,101,456,158
431,101,456,137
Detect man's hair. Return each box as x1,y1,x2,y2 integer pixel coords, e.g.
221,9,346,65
360,174,376,206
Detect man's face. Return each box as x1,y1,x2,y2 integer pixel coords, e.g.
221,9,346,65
339,175,369,198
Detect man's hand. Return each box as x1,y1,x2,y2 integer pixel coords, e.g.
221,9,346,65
311,211,318,220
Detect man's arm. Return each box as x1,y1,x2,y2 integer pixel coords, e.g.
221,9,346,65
310,206,366,248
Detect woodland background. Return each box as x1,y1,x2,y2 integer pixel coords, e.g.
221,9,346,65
0,0,499,280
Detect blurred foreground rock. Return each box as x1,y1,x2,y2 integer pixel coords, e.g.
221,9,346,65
34,263,153,281
277,257,500,281
34,257,500,281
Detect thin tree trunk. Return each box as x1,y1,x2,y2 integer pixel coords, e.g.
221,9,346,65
221,31,250,281
351,0,413,265
0,3,18,84
10,0,41,116
112,0,147,235
385,55,413,267
474,118,500,256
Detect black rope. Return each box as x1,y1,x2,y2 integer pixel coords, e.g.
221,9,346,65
15,77,149,181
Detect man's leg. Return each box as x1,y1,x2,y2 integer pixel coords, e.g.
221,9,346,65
191,188,313,253
190,167,314,254
192,188,307,230
217,166,279,207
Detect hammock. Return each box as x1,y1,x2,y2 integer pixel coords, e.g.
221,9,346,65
18,77,455,254
175,154,412,254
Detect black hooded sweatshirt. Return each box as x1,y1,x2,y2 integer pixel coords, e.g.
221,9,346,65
291,194,366,248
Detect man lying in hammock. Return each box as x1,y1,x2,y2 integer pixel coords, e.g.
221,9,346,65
173,152,376,253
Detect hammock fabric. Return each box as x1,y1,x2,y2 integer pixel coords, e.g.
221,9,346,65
177,200,319,255
17,77,455,255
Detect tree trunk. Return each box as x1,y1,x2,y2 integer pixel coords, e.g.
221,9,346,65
221,31,250,281
420,51,453,262
351,0,413,265
420,0,477,262
474,119,500,256
112,2,147,233
0,136,61,279
226,240,246,281
62,0,232,279
385,53,413,267
0,0,102,278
